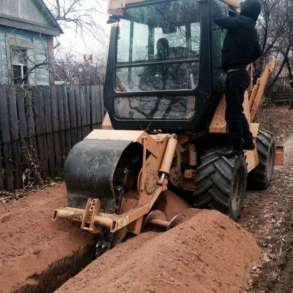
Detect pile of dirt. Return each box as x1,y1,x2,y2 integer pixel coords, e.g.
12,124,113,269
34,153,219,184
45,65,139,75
0,184,96,293
56,210,260,293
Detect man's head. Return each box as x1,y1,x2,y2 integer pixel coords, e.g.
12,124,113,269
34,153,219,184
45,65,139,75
157,38,169,59
241,0,261,21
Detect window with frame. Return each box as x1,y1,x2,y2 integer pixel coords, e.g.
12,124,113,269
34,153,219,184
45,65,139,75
11,47,28,85
116,0,201,93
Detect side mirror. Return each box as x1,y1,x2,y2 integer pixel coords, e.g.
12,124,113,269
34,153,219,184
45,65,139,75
108,15,120,24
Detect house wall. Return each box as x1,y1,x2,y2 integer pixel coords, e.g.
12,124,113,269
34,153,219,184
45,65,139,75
0,26,50,85
0,0,49,26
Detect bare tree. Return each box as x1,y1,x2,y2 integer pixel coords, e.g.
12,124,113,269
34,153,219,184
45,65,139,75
11,0,107,85
44,0,107,43
54,53,104,85
258,0,293,92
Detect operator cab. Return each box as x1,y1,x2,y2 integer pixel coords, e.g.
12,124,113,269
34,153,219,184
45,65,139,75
105,0,229,132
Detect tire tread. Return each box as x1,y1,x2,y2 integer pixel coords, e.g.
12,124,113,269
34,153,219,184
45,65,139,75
193,148,247,220
247,130,275,189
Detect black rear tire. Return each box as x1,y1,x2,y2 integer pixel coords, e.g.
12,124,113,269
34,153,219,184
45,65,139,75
193,148,247,221
247,130,275,190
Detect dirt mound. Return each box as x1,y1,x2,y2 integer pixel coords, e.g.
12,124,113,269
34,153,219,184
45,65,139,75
0,184,96,293
56,210,260,293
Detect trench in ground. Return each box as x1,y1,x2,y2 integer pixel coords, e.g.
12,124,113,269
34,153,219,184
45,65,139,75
13,244,96,293
3,108,292,293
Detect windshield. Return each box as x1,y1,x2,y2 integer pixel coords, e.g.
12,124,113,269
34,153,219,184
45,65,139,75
115,0,201,93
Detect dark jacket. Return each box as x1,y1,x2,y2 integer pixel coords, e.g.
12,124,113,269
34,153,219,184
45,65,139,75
215,0,262,71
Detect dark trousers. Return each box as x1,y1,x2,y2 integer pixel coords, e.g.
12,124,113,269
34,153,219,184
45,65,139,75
225,69,252,150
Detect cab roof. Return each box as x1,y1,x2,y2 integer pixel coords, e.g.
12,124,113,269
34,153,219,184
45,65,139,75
108,0,240,15
109,0,145,15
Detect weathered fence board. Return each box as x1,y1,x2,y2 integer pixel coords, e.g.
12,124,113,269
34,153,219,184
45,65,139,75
0,87,14,190
0,87,10,143
0,149,3,190
16,88,27,139
0,84,104,191
8,87,23,188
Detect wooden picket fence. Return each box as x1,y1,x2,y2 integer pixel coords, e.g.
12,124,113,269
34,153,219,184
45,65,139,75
0,84,104,191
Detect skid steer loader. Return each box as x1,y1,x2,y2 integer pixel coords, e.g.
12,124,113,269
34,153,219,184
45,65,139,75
53,0,283,254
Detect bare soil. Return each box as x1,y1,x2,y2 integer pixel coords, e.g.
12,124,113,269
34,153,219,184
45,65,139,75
55,106,293,293
241,106,293,293
56,210,260,293
0,184,96,293
0,105,291,293
241,164,293,293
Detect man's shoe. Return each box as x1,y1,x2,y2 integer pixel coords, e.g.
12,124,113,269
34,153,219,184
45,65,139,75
242,140,255,150
216,148,244,158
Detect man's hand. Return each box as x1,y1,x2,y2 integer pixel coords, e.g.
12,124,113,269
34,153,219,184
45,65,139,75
222,0,240,8
228,6,238,17
212,0,229,22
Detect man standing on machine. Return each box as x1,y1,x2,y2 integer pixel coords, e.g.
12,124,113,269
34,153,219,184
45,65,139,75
215,0,262,151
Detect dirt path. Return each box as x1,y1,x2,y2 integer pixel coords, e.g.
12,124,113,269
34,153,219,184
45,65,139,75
240,112,293,293
0,185,96,293
56,210,260,293
241,167,293,293
284,134,293,166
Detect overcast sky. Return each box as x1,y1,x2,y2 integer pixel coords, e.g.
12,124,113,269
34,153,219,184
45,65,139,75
44,0,110,61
